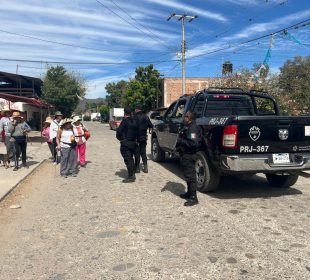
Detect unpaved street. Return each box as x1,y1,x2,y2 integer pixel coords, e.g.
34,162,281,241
0,123,309,280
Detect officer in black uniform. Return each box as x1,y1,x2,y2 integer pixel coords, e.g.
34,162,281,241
116,106,138,183
176,111,201,206
134,104,153,173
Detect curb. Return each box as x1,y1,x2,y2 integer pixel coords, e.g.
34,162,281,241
0,159,47,203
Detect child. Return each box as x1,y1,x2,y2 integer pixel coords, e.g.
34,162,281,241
42,116,53,158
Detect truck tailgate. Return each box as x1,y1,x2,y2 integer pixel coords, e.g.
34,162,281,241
234,116,310,154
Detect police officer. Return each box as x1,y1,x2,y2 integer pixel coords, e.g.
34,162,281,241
116,106,138,183
134,104,153,173
176,111,201,206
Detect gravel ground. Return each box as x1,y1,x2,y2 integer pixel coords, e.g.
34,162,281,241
0,122,309,280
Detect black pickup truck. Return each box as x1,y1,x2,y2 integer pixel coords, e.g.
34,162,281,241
151,88,310,192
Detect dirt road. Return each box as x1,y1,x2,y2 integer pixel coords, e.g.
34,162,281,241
0,123,309,280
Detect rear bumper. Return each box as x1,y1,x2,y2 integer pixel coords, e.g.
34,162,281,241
220,153,310,173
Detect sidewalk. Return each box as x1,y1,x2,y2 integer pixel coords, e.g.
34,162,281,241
0,131,50,201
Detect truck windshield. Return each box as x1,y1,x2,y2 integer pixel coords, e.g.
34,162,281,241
205,99,255,116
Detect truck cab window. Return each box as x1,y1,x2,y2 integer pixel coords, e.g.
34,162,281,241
192,94,205,117
173,100,186,118
165,102,177,118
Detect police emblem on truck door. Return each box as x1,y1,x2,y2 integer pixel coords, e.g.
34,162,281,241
278,129,289,140
249,126,261,141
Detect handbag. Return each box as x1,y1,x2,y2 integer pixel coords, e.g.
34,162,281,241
84,131,91,140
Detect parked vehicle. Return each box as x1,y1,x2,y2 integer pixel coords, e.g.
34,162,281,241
109,108,124,130
91,112,101,121
147,107,168,124
151,88,310,192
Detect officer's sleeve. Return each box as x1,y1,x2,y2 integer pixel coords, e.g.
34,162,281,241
116,119,126,141
180,124,200,149
146,116,153,129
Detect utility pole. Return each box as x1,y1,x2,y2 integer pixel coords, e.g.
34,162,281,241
167,13,198,95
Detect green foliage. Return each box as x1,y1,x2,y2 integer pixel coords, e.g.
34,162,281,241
105,64,163,111
99,105,109,120
105,80,128,108
41,66,86,117
279,56,310,114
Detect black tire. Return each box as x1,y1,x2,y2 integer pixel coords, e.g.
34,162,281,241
265,174,299,188
195,151,220,192
151,138,165,162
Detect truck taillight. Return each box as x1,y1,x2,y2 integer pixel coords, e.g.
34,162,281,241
222,125,238,148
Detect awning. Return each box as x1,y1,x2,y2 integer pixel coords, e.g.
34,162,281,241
0,92,51,108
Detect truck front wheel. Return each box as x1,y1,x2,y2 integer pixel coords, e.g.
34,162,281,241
265,174,299,188
151,138,165,162
196,151,220,192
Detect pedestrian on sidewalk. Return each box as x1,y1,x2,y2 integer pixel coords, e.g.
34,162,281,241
116,106,138,183
56,118,78,178
134,104,153,173
50,111,63,164
7,111,31,171
72,116,88,167
42,116,53,158
176,111,202,207
0,109,14,164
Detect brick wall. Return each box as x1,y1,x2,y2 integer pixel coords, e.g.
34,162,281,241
162,77,221,107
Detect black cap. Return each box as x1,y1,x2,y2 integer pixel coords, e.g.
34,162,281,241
135,104,142,111
124,106,132,115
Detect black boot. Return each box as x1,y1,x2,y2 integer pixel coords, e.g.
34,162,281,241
135,165,140,173
122,175,136,183
184,194,199,206
142,163,148,173
180,192,191,199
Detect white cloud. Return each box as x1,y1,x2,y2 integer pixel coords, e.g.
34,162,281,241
145,0,228,22
86,73,134,99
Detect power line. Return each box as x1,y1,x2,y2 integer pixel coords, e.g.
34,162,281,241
189,0,289,48
187,19,310,61
2,19,309,66
94,0,173,51
107,0,174,51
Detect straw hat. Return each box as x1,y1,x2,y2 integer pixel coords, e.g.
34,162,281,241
61,118,72,126
54,111,63,117
12,111,21,118
44,116,53,124
72,116,81,123
1,108,10,113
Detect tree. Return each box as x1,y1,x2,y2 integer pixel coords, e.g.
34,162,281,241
279,56,310,114
99,105,109,121
42,66,86,116
125,64,162,111
105,80,128,108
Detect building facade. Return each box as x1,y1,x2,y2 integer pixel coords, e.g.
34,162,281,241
162,77,221,107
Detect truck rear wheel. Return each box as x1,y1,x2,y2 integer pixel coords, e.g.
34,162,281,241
265,174,299,188
196,151,220,192
151,138,165,162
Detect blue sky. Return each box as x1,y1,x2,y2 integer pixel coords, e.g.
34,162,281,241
0,0,309,98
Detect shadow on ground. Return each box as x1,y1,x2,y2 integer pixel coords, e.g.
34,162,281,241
152,156,303,199
161,181,186,197
115,169,127,179
25,161,39,167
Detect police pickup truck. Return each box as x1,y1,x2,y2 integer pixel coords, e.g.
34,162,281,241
151,88,310,192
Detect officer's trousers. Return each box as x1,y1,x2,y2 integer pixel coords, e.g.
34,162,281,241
134,140,147,168
180,153,197,196
120,143,135,178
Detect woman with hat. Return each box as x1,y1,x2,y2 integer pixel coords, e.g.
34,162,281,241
56,118,78,177
0,109,13,166
7,111,31,171
42,116,53,157
49,111,63,164
72,116,88,167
